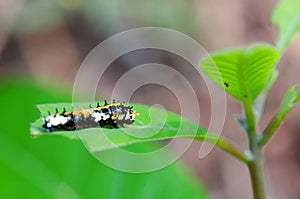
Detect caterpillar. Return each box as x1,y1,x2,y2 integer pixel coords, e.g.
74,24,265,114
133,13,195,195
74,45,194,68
42,100,138,132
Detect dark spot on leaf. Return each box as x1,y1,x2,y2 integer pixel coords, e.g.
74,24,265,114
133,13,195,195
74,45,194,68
244,94,248,98
224,82,229,87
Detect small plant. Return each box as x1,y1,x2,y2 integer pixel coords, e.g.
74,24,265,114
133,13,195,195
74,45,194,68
31,0,300,198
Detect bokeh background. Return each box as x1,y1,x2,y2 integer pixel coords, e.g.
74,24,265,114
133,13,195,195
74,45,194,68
1,0,300,199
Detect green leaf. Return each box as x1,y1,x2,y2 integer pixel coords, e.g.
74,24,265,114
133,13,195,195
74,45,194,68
259,86,300,146
31,102,208,142
0,78,209,199
199,44,279,103
31,102,218,149
30,102,248,163
272,0,300,51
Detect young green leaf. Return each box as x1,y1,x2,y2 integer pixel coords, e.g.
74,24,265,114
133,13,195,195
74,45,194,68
278,86,300,116
31,102,248,163
199,44,279,103
259,86,300,146
272,0,300,51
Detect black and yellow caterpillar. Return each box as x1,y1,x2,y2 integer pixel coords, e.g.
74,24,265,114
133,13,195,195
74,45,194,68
42,100,137,132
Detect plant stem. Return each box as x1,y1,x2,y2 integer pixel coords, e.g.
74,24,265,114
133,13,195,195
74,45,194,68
215,138,249,163
247,146,266,199
259,86,300,146
243,101,256,151
243,101,266,199
258,113,282,146
188,135,249,164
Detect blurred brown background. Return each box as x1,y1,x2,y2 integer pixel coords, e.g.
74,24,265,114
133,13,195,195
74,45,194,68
1,0,300,199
